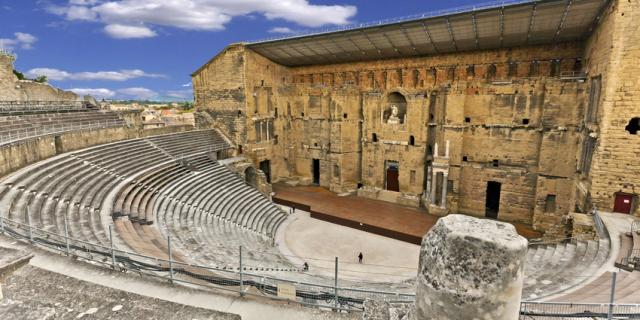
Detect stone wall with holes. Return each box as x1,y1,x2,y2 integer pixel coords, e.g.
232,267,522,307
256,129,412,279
192,44,247,148
193,38,602,238
0,54,79,102
583,0,640,217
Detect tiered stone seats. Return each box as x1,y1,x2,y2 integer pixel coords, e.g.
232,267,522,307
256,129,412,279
0,127,620,295
522,239,610,300
0,110,127,145
112,154,289,270
551,234,640,303
0,130,229,254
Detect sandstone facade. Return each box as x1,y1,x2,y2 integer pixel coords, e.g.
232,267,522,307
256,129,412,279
192,0,639,239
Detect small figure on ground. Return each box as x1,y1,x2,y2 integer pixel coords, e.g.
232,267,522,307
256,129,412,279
303,262,309,271
358,252,363,264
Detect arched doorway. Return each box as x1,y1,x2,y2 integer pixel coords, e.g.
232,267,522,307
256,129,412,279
245,167,257,187
385,161,400,192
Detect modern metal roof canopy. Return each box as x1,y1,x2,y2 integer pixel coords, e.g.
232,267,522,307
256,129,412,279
246,0,609,67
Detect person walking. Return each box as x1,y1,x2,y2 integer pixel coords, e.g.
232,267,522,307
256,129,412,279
303,262,309,271
358,252,363,264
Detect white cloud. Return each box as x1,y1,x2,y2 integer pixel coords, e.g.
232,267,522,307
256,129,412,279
26,68,165,81
104,24,157,39
48,0,357,39
166,89,193,99
181,82,191,87
269,27,294,34
68,86,159,100
66,5,97,20
117,87,158,99
0,32,38,51
69,88,116,99
69,0,101,5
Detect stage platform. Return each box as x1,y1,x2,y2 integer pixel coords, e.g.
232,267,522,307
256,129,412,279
273,184,542,245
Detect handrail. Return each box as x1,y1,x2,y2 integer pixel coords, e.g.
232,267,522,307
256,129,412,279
0,211,637,314
0,211,637,315
0,100,83,106
592,207,607,240
0,119,126,147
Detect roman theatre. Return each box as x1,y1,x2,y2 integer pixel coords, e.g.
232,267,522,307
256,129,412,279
1,0,640,318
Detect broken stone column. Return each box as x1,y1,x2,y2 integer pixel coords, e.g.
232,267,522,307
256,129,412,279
416,214,528,320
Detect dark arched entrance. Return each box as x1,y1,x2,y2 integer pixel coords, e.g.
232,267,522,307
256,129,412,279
245,167,257,187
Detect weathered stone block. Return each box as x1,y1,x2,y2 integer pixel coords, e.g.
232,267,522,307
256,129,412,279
416,214,528,320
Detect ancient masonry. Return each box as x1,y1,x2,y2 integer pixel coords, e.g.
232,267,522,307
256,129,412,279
192,0,640,239
0,53,78,102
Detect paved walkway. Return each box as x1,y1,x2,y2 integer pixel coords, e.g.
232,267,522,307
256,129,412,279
0,236,357,320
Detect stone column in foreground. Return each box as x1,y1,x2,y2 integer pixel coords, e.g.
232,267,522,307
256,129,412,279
416,214,528,320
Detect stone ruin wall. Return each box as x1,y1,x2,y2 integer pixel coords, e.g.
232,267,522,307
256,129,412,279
194,42,592,238
0,54,78,102
581,0,640,216
192,44,247,146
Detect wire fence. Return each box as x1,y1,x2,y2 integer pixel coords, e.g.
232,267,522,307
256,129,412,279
0,211,638,315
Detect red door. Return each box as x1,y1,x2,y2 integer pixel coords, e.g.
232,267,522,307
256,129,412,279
386,167,399,192
613,193,634,214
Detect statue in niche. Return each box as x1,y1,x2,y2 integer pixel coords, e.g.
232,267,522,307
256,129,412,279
383,103,406,125
387,105,401,124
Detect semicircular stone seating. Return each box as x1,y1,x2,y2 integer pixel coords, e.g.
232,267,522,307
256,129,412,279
522,238,610,301
112,154,291,270
0,127,618,296
0,130,230,255
545,231,640,303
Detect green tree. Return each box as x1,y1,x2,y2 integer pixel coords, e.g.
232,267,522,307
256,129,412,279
34,75,48,83
12,69,25,80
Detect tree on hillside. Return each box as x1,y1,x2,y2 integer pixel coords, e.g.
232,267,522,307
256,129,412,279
13,69,25,80
34,75,48,83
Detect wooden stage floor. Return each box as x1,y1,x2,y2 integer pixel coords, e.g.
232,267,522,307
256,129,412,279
273,184,542,245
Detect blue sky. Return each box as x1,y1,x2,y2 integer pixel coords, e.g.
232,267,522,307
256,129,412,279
1,0,479,101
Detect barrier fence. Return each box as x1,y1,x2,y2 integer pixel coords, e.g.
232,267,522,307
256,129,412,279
0,100,86,113
519,301,640,319
0,119,126,146
0,213,639,316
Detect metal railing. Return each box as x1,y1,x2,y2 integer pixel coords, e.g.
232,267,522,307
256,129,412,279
0,214,414,311
0,212,638,315
247,0,535,44
592,207,607,240
621,220,640,268
0,119,126,147
617,246,640,272
520,301,640,319
0,101,86,113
